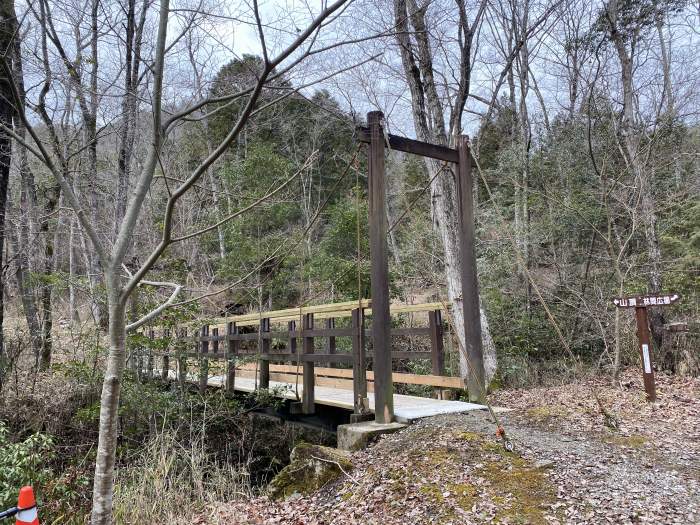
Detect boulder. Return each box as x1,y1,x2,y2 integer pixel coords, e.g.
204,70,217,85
268,443,352,500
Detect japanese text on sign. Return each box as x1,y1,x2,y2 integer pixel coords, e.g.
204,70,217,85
613,294,680,308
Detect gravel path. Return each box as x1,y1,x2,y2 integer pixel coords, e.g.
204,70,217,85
444,410,700,524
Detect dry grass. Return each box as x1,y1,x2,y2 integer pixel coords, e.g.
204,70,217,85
113,429,254,524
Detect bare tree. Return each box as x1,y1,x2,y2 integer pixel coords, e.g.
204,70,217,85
2,0,354,521
597,0,683,350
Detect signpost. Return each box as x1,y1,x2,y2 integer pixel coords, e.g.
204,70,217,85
613,293,680,401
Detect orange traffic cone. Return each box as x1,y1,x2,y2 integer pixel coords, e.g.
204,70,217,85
15,486,39,525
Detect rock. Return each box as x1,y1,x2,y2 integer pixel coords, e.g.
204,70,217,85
534,459,556,469
337,421,407,451
267,443,353,500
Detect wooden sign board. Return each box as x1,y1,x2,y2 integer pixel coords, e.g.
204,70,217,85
613,294,680,308
612,292,680,402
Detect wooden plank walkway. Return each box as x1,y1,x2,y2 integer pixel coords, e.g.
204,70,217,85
161,370,490,423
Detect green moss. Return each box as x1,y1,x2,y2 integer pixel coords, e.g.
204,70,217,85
447,482,478,510
474,452,556,524
458,431,483,442
602,433,647,448
526,406,568,423
426,448,459,465
419,484,445,503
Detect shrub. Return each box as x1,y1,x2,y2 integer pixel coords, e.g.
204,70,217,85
0,422,54,510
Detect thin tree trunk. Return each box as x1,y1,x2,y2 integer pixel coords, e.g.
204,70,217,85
393,0,496,384
610,25,665,352
0,55,10,388
90,279,126,524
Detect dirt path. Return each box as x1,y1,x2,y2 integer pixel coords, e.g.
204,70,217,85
195,372,700,524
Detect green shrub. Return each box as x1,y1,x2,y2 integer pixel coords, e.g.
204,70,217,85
0,422,54,510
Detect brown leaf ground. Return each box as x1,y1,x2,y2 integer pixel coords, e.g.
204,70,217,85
190,371,699,524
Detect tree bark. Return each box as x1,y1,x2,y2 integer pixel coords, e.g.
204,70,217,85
90,279,126,525
0,0,16,387
393,0,496,384
0,61,10,391
606,3,665,351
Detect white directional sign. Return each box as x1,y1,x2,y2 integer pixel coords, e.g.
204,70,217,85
613,294,680,308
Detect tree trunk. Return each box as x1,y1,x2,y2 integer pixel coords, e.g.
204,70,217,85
393,0,496,384
69,216,80,323
38,182,60,370
0,0,16,386
610,23,665,353
0,67,10,390
90,280,127,525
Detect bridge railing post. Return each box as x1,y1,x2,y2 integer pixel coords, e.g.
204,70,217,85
199,325,209,394
288,321,297,353
429,310,445,376
259,317,270,389
302,313,315,414
212,326,219,355
177,327,188,390
351,307,368,416
161,328,170,381
147,328,155,379
226,322,237,393
325,317,336,354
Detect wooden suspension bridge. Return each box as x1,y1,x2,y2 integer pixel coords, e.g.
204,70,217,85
136,112,489,426
135,299,489,423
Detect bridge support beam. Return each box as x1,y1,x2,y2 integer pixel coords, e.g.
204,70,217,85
259,317,270,389
351,307,369,417
226,322,237,393
199,325,209,394
368,111,394,424
456,136,485,401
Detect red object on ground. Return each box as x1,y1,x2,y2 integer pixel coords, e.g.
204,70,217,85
15,486,39,525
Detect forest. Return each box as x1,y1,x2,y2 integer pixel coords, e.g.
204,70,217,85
0,0,698,523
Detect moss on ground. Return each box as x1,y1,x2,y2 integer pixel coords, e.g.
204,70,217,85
525,405,568,423
602,433,648,449
386,429,558,523
475,451,556,524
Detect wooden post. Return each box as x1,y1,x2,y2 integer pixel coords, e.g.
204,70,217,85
614,294,679,401
161,354,169,381
161,327,171,381
456,136,485,402
288,320,297,353
212,326,219,354
199,325,209,394
368,110,394,423
635,307,657,401
429,310,445,375
325,318,336,354
351,307,368,415
302,313,315,414
226,322,237,394
178,327,187,390
147,328,155,379
259,317,270,389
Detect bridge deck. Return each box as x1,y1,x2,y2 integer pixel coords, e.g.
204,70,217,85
163,370,490,423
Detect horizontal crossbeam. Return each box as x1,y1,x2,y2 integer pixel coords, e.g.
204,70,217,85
356,127,459,163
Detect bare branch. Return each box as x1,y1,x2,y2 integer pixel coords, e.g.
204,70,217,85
172,152,317,242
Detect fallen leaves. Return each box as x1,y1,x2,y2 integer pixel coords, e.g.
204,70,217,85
186,369,700,524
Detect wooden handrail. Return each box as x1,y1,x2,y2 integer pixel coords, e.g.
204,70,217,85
200,300,450,329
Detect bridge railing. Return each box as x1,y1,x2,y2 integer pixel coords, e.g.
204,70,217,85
134,300,460,415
